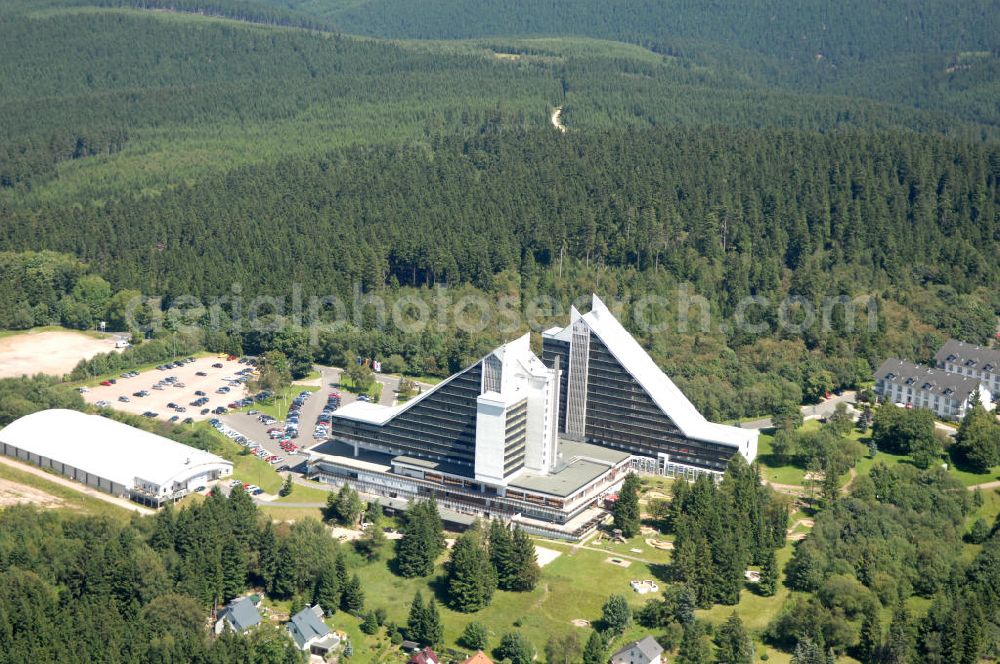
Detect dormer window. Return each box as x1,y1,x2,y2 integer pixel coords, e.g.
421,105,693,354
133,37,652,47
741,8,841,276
965,359,976,367
922,383,932,390
943,388,954,396
885,372,896,380
905,378,915,385
985,364,994,372
947,354,957,362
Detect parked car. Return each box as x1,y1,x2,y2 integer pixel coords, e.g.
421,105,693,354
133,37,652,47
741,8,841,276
182,417,194,424
195,371,207,377
99,380,112,386
212,363,224,368
118,396,130,402
142,411,158,418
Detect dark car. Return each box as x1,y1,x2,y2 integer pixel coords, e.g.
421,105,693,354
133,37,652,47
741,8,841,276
212,363,224,368
142,411,158,418
182,417,194,424
201,408,211,415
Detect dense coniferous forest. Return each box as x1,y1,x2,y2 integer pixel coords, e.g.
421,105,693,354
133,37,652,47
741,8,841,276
2,0,1000,660
0,492,358,663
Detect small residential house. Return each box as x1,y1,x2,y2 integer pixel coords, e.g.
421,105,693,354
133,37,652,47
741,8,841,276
409,647,440,664
286,605,340,655
215,596,262,635
874,358,993,420
610,636,664,664
935,339,1000,400
461,651,494,664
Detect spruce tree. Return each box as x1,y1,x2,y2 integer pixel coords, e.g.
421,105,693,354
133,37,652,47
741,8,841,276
857,602,882,664
884,604,914,664
715,612,754,663
678,621,712,664
489,520,515,589
461,621,489,651
508,526,540,592
312,565,341,616
582,630,605,664
424,598,443,646
447,528,497,612
407,591,427,644
601,594,632,634
220,539,247,602
759,546,779,597
396,499,445,577
496,631,534,664
341,573,364,614
613,474,642,538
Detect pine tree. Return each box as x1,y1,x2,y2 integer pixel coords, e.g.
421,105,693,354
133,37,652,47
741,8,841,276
883,603,914,664
582,630,605,664
613,474,642,538
407,591,427,644
424,598,443,646
461,621,489,651
791,638,823,664
508,526,540,592
496,631,534,664
447,528,497,612
488,520,515,589
857,602,882,664
396,499,444,577
759,547,779,597
360,611,379,635
601,594,632,634
220,539,247,602
312,565,341,616
678,621,712,664
715,612,754,663
256,520,278,590
341,573,364,614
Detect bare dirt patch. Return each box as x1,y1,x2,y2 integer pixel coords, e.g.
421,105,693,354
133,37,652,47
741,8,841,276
0,329,118,379
535,545,562,567
605,556,632,568
0,478,65,509
571,619,591,628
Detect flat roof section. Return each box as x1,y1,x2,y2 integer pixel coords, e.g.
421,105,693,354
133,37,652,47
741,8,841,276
509,458,611,498
392,454,473,478
309,439,393,472
557,438,631,465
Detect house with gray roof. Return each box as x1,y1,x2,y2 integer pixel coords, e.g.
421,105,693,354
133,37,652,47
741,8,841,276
935,339,1000,400
215,596,261,635
286,604,340,655
610,635,663,664
874,358,994,420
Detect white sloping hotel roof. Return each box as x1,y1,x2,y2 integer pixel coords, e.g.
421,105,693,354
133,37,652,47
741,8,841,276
0,409,232,488
547,295,756,453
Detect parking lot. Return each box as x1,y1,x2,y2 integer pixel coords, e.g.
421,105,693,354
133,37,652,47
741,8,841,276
220,365,367,464
81,355,252,423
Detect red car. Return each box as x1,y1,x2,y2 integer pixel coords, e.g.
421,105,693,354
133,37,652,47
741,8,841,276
100,380,113,386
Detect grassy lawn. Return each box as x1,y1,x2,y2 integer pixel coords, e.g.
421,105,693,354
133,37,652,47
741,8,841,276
273,480,334,504
0,324,110,340
346,543,665,660
755,430,807,486
260,505,325,522
0,461,135,522
339,373,383,401
241,384,320,421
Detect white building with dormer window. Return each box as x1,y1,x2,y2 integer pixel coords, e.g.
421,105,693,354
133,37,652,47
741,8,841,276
934,339,1000,401
874,358,994,421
